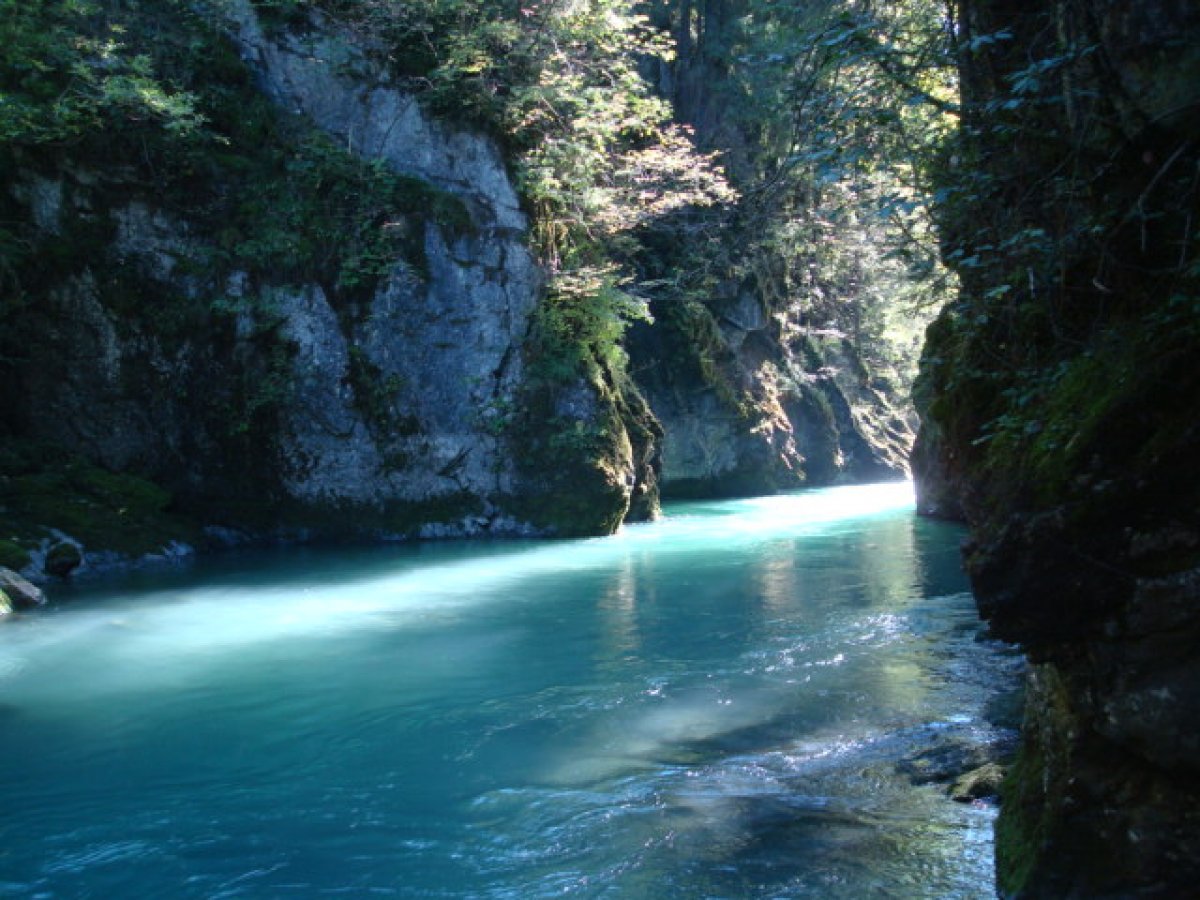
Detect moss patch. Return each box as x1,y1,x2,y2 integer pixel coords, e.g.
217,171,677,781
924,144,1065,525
0,441,202,558
995,740,1053,896
510,348,644,538
662,299,745,412
377,493,486,537
0,539,32,571
508,411,633,537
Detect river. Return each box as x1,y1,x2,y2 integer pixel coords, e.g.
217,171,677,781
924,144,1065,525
0,482,1020,898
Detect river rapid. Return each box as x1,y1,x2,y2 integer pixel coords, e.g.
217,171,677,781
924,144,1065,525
0,482,1020,898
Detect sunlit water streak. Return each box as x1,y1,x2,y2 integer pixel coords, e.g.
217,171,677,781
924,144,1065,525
0,481,1018,897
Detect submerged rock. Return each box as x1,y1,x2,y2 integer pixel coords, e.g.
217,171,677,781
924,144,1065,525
949,763,1006,803
895,725,1016,787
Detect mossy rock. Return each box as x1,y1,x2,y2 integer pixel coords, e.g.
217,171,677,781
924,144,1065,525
508,406,634,537
995,742,1051,896
0,539,32,572
44,541,83,578
949,763,1007,802
509,377,639,538
0,442,202,558
507,474,630,538
376,493,487,537
0,588,12,617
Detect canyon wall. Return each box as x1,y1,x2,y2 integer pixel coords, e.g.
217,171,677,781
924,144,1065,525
914,2,1200,894
2,0,909,579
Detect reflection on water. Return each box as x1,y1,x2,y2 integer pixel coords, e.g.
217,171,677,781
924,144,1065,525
0,482,1016,898
596,553,640,662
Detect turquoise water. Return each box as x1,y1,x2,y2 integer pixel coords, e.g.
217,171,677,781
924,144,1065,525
0,482,1016,898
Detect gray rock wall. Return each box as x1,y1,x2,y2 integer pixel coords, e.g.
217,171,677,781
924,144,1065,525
213,1,542,529
2,0,664,561
630,291,911,499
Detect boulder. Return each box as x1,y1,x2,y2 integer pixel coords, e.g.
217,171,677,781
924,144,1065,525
0,567,47,609
44,541,83,578
949,763,1007,803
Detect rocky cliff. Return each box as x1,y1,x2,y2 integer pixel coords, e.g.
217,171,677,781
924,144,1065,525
914,1,1200,894
629,277,912,499
1,0,909,581
628,0,916,499
1,0,659,577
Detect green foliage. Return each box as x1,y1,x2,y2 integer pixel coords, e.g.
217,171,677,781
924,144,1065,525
772,0,960,327
2,0,472,303
0,0,207,290
303,0,736,384
633,0,957,399
0,0,472,395
0,0,205,147
501,10,732,264
210,130,464,291
919,3,1200,528
930,6,1198,363
528,266,653,382
503,4,733,394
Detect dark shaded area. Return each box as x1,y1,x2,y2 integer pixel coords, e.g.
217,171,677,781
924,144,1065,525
914,1,1200,894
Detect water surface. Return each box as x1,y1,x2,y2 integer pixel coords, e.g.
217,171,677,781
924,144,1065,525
0,482,1017,897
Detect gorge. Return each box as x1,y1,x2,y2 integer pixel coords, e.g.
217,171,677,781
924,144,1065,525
1,0,916,574
3,0,1199,896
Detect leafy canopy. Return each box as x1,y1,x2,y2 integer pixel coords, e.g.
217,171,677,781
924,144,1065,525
0,0,204,146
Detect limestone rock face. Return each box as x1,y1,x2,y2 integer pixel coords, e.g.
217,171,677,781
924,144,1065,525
629,292,911,499
214,1,662,538
1,0,659,559
222,1,526,232
212,1,543,530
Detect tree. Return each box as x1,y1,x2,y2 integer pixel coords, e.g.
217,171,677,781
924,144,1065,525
640,0,960,388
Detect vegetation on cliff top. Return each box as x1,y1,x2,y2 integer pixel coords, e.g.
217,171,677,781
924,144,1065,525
636,0,957,383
